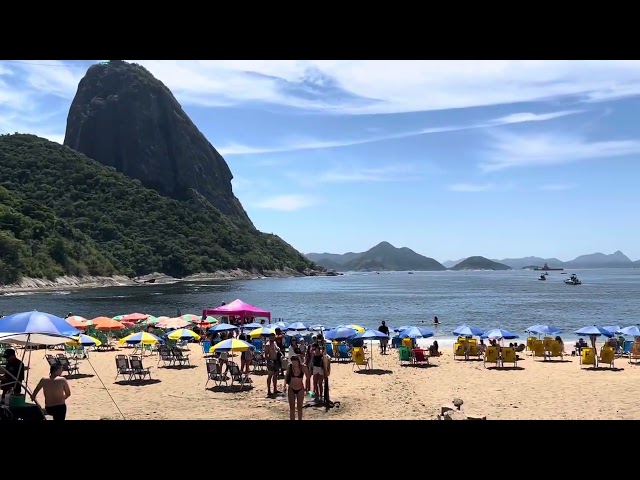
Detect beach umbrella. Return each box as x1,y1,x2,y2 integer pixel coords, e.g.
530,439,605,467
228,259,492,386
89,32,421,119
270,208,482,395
121,313,148,322
324,327,358,341
393,326,412,333
208,323,239,333
399,327,434,339
344,324,365,333
272,321,288,329
166,329,201,341
617,325,640,337
66,334,101,347
181,314,201,323
287,322,310,332
66,316,90,330
113,315,125,321
309,324,324,331
603,326,621,335
92,317,126,331
248,326,277,339
157,317,190,329
200,316,218,324
525,324,562,336
119,332,162,345
0,311,79,344
574,326,614,337
241,322,263,330
209,338,255,353
353,330,389,368
137,315,159,326
452,325,485,337
481,328,519,340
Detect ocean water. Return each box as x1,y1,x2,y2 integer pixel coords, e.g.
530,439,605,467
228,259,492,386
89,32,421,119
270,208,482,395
1,269,638,344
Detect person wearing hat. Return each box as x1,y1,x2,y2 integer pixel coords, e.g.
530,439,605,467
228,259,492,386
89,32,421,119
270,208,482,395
0,349,26,397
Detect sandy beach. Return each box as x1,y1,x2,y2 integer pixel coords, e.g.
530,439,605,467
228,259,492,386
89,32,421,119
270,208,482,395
17,338,640,420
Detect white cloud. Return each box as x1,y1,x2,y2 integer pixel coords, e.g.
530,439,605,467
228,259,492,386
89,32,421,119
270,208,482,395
253,194,318,211
448,183,496,192
219,110,581,156
123,60,640,115
480,131,640,172
539,183,577,191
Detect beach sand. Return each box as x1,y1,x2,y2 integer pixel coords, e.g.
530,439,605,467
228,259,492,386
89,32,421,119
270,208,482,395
18,340,640,420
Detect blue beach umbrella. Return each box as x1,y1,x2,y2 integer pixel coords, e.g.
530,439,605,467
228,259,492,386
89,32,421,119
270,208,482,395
287,322,310,332
393,326,412,333
526,324,563,335
0,310,79,345
271,321,288,329
452,325,485,337
209,323,239,333
574,325,614,337
603,326,621,335
616,325,640,336
399,327,434,339
209,338,255,353
120,331,162,345
309,325,324,331
241,322,263,330
324,327,358,341
481,328,519,340
353,330,389,368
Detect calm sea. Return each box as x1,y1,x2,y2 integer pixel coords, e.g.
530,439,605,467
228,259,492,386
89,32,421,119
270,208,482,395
1,269,638,342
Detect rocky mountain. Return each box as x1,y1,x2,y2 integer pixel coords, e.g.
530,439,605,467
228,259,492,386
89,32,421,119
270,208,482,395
63,60,252,227
442,258,466,268
450,256,511,271
496,251,634,269
308,242,446,271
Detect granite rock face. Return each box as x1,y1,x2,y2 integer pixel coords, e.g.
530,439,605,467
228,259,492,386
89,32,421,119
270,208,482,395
64,60,252,227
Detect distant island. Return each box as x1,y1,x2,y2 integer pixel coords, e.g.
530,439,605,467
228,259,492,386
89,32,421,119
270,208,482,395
312,245,640,272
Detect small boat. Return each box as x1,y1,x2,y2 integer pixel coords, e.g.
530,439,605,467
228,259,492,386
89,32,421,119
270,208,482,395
538,275,546,281
564,274,582,285
408,272,414,274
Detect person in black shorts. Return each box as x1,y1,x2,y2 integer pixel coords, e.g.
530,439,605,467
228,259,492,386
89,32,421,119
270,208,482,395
378,321,390,354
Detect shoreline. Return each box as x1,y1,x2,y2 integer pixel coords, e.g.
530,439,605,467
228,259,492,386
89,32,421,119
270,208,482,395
0,268,332,295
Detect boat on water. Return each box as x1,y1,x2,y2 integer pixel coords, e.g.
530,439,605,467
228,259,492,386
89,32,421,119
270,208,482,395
534,263,564,271
538,274,546,281
564,274,582,285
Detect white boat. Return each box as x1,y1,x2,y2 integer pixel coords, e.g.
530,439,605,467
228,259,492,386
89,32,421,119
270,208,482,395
564,274,582,285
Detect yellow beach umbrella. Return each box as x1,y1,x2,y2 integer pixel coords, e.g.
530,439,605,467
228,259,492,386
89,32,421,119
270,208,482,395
119,331,161,345
166,329,201,341
345,324,365,333
248,326,276,339
209,338,254,354
66,334,102,347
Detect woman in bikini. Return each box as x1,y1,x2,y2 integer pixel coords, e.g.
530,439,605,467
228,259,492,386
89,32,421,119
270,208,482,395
285,356,310,420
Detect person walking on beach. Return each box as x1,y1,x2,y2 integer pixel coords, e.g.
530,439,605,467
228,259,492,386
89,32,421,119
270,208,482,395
0,349,26,398
265,333,281,396
285,356,310,420
31,363,71,420
378,321,390,354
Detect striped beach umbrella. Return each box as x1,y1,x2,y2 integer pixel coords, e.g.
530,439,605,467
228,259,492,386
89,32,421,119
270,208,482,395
209,338,254,353
248,326,276,339
119,331,162,345
166,329,201,341
66,334,102,347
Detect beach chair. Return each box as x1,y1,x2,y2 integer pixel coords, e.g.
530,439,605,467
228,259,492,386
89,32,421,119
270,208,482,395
483,346,499,368
453,342,466,360
336,344,351,362
45,354,58,367
580,347,597,369
413,349,430,366
468,342,480,358
351,347,371,370
501,347,517,368
205,359,222,388
622,340,634,356
532,340,545,360
252,339,263,353
228,362,250,388
171,348,190,366
398,346,412,365
129,356,152,380
252,351,267,371
526,336,536,352
115,355,133,381
598,346,615,369
157,346,175,367
57,356,80,376
547,341,563,360
628,343,640,365
324,342,334,359
201,341,212,356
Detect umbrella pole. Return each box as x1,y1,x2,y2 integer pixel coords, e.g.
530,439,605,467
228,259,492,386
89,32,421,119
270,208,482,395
370,340,374,368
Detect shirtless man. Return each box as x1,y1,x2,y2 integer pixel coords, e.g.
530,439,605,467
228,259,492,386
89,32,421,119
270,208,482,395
31,363,71,420
265,334,281,396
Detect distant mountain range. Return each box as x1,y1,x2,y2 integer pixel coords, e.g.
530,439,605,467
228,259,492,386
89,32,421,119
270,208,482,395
444,251,638,270
308,244,640,272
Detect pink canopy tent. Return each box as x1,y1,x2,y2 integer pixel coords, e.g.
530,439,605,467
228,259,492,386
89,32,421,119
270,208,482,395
203,299,271,323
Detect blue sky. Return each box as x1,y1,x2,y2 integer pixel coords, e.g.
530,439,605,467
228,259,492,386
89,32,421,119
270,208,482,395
2,60,640,262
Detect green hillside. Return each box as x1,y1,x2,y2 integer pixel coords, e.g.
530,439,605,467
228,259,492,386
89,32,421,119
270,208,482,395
0,134,313,284
450,256,511,271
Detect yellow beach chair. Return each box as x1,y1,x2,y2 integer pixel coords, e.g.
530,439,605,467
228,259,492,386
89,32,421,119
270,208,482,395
526,336,536,352
542,337,554,351
351,347,370,371
580,347,596,369
532,340,545,360
501,347,518,367
547,341,563,360
483,346,499,368
453,342,466,360
598,346,615,369
629,343,640,365
468,342,480,358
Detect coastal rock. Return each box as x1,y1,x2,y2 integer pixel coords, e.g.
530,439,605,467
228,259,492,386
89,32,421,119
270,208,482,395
443,410,468,420
453,398,464,409
63,60,252,227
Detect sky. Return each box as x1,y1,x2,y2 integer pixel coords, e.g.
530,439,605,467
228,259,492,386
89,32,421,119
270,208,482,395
1,60,640,262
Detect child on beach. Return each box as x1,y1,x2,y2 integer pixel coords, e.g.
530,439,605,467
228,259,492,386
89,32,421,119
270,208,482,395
31,363,71,421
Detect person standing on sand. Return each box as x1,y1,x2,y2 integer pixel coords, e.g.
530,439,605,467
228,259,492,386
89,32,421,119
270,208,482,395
285,356,310,420
31,363,71,420
265,333,281,396
378,321,390,354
